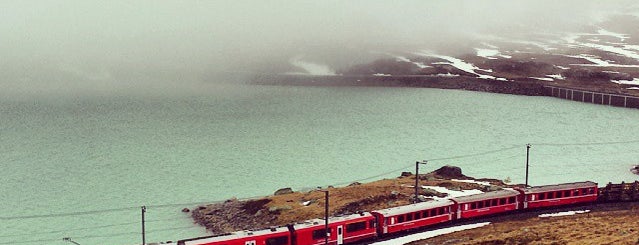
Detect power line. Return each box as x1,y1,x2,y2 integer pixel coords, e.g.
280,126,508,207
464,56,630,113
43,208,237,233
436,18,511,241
425,145,521,162
0,221,138,238
531,139,639,146
0,206,139,220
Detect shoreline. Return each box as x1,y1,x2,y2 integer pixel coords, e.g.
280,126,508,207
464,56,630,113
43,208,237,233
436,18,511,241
250,74,639,109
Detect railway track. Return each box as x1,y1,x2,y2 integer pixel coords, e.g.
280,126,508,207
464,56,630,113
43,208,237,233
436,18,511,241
354,183,639,245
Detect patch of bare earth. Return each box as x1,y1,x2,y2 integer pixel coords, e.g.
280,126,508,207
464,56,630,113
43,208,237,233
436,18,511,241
408,203,639,245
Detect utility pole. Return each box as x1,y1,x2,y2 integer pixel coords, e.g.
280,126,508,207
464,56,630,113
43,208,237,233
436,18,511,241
525,144,531,188
141,206,146,245
414,160,427,203
319,190,329,245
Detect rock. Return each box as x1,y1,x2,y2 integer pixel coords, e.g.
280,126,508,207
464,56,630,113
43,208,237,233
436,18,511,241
182,208,190,213
401,171,413,177
268,205,292,213
348,182,362,186
224,197,237,203
422,188,448,198
274,188,293,195
433,165,465,179
390,191,400,198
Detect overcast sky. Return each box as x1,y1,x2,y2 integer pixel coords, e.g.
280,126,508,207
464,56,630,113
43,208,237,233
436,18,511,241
1,0,637,95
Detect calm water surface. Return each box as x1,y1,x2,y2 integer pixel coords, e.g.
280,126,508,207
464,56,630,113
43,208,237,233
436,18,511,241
1,84,638,244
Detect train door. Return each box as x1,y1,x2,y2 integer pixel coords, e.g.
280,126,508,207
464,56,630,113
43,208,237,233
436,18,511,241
245,241,256,245
337,225,343,244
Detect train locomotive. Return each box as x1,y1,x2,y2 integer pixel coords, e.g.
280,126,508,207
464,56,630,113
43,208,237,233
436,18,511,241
177,181,598,245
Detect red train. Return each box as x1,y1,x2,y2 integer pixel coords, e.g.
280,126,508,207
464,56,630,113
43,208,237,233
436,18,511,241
178,181,598,245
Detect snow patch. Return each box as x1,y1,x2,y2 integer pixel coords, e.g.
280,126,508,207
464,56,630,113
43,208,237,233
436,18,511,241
627,87,639,90
546,74,565,80
580,43,639,61
373,73,391,77
369,222,490,245
422,185,484,199
416,52,507,81
555,65,570,70
451,179,492,186
390,54,431,69
597,29,629,41
435,73,460,77
530,77,554,81
611,78,639,86
538,210,590,218
475,48,500,59
289,57,336,75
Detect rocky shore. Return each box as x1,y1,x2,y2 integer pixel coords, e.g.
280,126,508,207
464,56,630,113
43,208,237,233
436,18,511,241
188,166,510,234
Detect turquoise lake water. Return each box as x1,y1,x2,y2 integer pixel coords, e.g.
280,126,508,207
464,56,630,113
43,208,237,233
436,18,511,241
1,83,638,244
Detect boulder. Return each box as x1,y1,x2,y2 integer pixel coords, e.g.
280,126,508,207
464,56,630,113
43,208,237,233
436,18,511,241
401,171,413,177
433,165,465,179
274,188,293,195
181,208,190,213
348,182,362,186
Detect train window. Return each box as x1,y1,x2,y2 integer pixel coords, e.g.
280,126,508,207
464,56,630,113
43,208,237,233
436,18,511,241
312,229,327,240
556,191,563,198
485,200,491,207
547,192,554,199
491,199,498,206
564,190,571,197
539,193,545,200
430,209,436,216
266,235,289,245
508,197,516,203
406,213,413,222
574,189,580,196
415,211,421,219
581,188,588,195
369,220,375,229
478,202,484,208
444,207,448,213
398,215,404,223
589,188,595,194
388,217,394,225
346,221,367,233
423,210,429,217
499,198,506,205
470,203,476,209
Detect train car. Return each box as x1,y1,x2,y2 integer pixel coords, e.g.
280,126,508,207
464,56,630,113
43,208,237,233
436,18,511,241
289,212,376,245
450,189,520,219
177,227,291,245
370,200,454,235
514,181,598,209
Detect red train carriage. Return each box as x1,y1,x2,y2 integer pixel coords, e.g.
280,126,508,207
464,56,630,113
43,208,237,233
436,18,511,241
177,227,291,245
450,189,520,219
370,200,454,235
514,181,598,209
290,212,376,245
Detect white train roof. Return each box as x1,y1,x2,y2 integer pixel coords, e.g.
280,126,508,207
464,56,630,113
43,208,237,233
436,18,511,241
516,181,598,194
450,189,520,203
181,227,289,245
292,212,373,229
370,200,454,217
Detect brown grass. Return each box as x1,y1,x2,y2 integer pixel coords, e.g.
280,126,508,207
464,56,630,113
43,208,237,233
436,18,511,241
408,204,639,245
